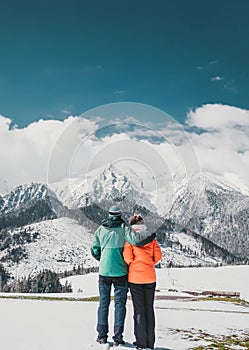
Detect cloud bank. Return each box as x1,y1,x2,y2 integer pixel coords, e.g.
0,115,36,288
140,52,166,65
0,115,98,191
186,104,249,188
187,104,249,130
0,103,249,194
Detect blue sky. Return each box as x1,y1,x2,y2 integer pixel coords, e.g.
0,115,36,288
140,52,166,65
0,0,249,127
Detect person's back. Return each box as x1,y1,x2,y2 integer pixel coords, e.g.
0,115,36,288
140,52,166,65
92,214,128,276
123,227,161,284
91,209,155,276
123,215,162,350
91,207,155,347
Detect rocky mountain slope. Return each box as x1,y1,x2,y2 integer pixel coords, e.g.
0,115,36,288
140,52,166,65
167,173,249,258
0,215,240,279
50,164,155,211
0,165,248,278
51,164,249,259
0,217,97,278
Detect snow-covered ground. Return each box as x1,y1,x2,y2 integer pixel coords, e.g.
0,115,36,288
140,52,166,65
61,265,249,302
1,265,249,350
1,297,248,350
157,264,249,302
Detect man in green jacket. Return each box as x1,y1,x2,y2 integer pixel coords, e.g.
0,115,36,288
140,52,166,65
91,205,155,347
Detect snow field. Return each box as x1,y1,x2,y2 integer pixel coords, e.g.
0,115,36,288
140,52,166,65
61,265,249,301
1,265,248,350
0,296,248,350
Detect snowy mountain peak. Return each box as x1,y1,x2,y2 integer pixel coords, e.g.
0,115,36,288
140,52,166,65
95,165,130,197
165,170,249,258
196,171,249,196
50,163,155,210
100,163,129,185
97,163,143,190
0,182,53,215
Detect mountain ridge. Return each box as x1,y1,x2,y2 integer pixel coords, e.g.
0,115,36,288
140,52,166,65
0,165,248,279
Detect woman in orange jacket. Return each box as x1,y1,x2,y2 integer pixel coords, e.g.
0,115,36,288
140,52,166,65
123,215,162,350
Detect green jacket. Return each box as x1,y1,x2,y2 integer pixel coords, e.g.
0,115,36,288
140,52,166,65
91,216,155,277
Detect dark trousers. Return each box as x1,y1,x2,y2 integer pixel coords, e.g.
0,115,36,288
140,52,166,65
129,282,156,349
97,275,128,342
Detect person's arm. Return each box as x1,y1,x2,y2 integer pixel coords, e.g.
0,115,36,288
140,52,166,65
153,239,162,265
123,241,134,265
91,228,101,261
124,225,156,246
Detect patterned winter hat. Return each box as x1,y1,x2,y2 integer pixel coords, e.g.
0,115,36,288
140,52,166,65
108,206,122,217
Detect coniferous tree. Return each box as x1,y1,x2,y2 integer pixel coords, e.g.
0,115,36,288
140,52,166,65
0,263,10,291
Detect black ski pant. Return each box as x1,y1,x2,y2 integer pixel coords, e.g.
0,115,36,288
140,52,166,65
129,282,156,349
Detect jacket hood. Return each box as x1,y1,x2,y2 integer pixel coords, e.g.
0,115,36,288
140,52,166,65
102,216,126,228
135,232,156,246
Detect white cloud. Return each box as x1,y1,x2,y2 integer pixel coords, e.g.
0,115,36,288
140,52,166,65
62,105,73,115
211,76,224,81
186,104,249,130
196,60,218,70
0,111,200,196
1,103,249,194
224,80,237,93
0,115,98,188
208,60,219,65
186,104,249,186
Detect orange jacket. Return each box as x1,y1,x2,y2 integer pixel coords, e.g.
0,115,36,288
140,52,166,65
123,235,162,284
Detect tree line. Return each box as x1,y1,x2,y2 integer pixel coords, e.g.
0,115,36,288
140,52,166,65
0,264,72,293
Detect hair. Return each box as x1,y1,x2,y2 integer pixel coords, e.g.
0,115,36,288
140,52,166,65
129,214,144,225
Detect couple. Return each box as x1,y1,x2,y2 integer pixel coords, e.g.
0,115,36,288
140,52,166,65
91,206,162,350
